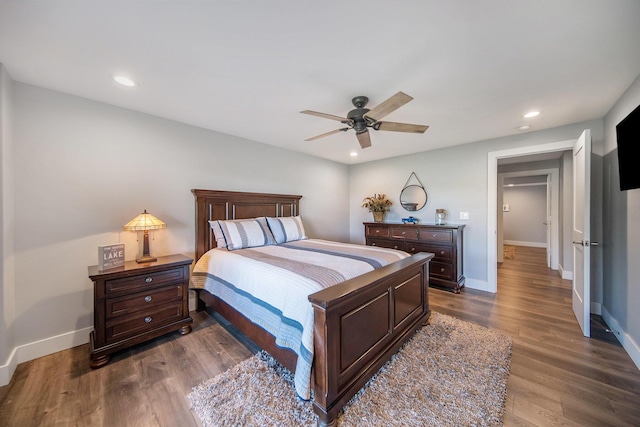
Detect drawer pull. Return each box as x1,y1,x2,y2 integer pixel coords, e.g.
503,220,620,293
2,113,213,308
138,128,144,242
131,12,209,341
410,247,415,252
440,251,445,255
376,230,380,233
432,234,438,237
371,243,377,246
440,268,445,272
144,316,152,323
401,231,406,235
144,295,152,303
145,277,153,283
394,245,399,249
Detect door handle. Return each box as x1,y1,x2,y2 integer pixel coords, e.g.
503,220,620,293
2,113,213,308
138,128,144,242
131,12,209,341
573,240,599,247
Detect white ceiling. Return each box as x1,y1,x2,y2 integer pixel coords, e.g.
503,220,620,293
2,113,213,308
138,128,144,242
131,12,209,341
2,1,640,165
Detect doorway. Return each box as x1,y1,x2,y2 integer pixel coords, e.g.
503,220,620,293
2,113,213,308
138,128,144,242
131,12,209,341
487,139,575,293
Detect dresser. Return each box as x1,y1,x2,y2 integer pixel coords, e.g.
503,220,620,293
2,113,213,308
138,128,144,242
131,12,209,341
364,222,465,293
88,254,193,368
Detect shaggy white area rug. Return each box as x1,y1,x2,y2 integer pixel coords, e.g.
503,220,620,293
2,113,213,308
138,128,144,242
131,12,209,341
188,312,512,426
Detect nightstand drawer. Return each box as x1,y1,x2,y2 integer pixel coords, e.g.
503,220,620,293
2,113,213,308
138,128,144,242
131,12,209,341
105,285,183,319
419,229,453,243
430,261,453,279
105,267,184,295
366,225,390,238
105,303,184,343
406,243,452,261
390,227,419,240
368,238,405,251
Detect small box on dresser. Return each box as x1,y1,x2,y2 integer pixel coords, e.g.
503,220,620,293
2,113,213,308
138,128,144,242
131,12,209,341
364,222,465,293
88,254,193,368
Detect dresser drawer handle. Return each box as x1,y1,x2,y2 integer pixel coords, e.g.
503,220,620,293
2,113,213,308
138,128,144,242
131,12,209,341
145,277,153,283
144,295,152,303
375,230,380,233
440,268,445,272
410,247,415,252
432,234,438,238
401,231,406,235
144,316,152,323
371,243,377,246
440,251,445,255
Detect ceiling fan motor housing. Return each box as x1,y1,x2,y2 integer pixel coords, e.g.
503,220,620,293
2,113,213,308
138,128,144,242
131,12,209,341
347,105,371,133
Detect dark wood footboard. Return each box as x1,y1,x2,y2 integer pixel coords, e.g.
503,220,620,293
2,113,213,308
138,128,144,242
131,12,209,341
308,252,432,427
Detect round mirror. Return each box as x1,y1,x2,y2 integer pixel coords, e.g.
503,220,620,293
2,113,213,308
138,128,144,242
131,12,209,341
400,184,427,211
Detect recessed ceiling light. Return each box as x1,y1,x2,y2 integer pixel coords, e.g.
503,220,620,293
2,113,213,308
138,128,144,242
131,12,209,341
518,125,531,131
114,75,136,87
350,151,358,157
523,111,540,118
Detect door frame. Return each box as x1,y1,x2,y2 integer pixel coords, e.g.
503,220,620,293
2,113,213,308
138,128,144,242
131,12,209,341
487,139,575,293
498,168,559,270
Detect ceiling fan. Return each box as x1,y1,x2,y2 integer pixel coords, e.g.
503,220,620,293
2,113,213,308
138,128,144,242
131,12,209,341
300,91,428,149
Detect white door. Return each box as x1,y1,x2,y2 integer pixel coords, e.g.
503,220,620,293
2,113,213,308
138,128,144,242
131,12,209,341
572,130,591,337
546,174,552,268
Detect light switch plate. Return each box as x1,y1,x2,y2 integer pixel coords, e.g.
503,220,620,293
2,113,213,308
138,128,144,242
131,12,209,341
460,212,469,220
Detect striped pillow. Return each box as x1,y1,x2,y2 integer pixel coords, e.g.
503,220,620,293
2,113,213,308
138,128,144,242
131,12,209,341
266,216,308,244
208,220,228,249
217,218,276,250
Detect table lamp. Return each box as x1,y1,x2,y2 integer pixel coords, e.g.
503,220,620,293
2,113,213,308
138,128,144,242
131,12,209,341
123,209,166,263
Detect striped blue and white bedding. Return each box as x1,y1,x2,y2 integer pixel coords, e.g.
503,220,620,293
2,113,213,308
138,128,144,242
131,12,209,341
190,239,409,399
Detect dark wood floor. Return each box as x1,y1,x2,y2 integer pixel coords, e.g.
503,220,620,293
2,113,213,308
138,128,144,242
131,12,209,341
1,246,639,426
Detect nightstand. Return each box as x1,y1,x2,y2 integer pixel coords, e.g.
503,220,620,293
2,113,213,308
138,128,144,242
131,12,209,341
88,254,193,368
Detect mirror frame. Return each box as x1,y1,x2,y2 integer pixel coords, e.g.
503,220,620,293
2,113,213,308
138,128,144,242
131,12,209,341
400,173,428,211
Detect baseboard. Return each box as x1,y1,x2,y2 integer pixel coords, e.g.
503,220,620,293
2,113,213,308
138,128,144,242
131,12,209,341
559,263,573,280
601,306,640,371
504,240,547,248
0,347,18,387
464,278,492,293
590,302,602,316
0,326,92,387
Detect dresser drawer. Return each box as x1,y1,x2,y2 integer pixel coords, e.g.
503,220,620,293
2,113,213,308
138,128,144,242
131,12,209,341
105,303,184,343
420,229,453,243
430,261,453,280
406,243,452,261
390,227,419,240
366,225,390,238
105,267,184,295
368,238,405,251
105,284,184,319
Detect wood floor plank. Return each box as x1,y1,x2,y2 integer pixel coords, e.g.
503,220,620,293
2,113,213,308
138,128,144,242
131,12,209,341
1,246,639,426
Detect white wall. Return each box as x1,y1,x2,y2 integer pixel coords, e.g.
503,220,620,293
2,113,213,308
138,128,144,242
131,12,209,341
602,73,640,368
349,119,603,291
2,82,350,382
502,185,547,246
0,63,16,384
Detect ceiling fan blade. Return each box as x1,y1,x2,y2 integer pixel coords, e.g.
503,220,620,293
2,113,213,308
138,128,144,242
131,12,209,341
305,128,350,141
300,110,352,124
364,91,413,122
356,130,372,148
375,121,429,133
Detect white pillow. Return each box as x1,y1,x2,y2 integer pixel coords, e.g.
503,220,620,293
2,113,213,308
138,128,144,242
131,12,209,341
217,217,276,250
266,216,308,244
208,220,228,249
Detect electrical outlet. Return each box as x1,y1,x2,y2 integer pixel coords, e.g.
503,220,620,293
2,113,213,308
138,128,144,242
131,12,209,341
460,212,469,220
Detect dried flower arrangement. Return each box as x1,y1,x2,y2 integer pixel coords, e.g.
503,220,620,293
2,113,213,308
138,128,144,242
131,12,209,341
362,194,393,212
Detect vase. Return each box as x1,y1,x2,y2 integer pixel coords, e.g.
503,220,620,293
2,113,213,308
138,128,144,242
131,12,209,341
372,211,385,223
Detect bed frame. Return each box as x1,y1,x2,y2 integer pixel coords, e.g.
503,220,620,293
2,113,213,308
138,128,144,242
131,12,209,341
192,189,433,427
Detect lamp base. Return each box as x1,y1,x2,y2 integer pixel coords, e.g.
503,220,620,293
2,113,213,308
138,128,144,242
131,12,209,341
136,255,157,264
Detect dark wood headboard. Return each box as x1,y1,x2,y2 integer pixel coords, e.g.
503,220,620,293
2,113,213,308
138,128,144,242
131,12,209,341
192,189,302,260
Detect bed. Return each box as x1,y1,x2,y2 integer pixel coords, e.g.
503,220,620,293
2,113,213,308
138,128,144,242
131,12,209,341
190,189,433,427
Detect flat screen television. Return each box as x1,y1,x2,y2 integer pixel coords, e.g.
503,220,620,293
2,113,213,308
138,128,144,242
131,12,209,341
616,104,640,191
